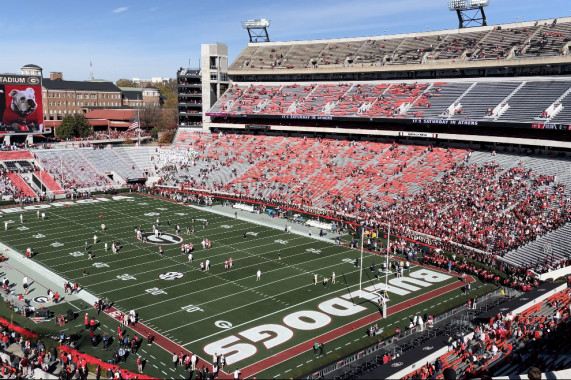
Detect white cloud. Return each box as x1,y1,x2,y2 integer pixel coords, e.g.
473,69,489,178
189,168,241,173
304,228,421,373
112,7,128,13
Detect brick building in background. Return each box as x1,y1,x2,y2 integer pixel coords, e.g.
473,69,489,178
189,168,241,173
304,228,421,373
120,86,162,108
42,72,122,121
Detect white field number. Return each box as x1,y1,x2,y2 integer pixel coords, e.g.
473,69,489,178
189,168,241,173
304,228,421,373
203,269,452,365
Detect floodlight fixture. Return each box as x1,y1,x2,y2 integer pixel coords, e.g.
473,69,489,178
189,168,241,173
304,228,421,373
469,0,490,7
241,19,271,29
241,19,271,43
449,0,490,28
448,0,468,11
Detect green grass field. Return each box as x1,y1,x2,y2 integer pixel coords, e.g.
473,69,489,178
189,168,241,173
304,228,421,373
0,194,488,378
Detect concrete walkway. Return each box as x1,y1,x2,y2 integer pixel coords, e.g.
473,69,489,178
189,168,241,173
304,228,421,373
193,203,343,244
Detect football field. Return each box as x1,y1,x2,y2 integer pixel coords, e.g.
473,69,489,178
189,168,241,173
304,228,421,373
0,194,473,378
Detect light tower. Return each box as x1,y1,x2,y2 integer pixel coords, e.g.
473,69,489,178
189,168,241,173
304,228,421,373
449,0,490,28
241,19,271,43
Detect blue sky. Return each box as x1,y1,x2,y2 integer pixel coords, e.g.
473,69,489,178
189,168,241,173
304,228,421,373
1,0,570,82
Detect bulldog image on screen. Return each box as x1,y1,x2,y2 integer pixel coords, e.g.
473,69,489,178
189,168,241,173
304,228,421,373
5,88,37,122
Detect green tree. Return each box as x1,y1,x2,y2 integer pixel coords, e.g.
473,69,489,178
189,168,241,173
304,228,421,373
56,115,76,140
150,127,160,140
55,114,92,139
73,114,93,138
153,81,177,109
116,79,136,87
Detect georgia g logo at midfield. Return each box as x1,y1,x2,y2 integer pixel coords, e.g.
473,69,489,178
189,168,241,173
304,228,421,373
158,272,184,280
140,232,183,245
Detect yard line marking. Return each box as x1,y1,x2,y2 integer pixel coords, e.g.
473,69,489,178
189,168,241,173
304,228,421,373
154,261,366,327
273,374,281,378
242,273,474,379
180,274,366,342
296,364,303,368
150,355,156,359
5,195,436,377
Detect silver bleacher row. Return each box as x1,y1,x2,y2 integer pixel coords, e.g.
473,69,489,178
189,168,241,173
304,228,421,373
209,79,571,124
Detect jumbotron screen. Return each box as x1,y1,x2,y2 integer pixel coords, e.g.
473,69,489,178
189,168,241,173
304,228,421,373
0,74,44,134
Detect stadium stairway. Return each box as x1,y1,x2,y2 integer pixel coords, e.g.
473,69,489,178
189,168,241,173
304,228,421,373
6,173,37,198
33,171,65,195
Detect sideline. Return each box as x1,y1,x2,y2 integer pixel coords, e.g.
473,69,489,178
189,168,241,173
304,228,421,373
0,242,98,307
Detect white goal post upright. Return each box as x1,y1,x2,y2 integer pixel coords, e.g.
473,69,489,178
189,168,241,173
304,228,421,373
359,224,364,298
384,221,390,318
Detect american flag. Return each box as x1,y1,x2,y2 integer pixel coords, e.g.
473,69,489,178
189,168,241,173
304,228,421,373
128,118,139,131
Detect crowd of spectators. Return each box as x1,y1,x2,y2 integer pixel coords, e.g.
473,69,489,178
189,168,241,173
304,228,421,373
87,129,151,141
401,288,571,379
156,133,571,263
56,129,151,143
372,162,570,255
36,155,112,191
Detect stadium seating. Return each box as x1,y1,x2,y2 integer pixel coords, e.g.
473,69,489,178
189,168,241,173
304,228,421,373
6,173,37,198
207,79,571,123
399,288,571,380
33,171,65,195
34,149,114,190
229,18,571,72
154,132,571,258
0,151,34,161
79,149,145,180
